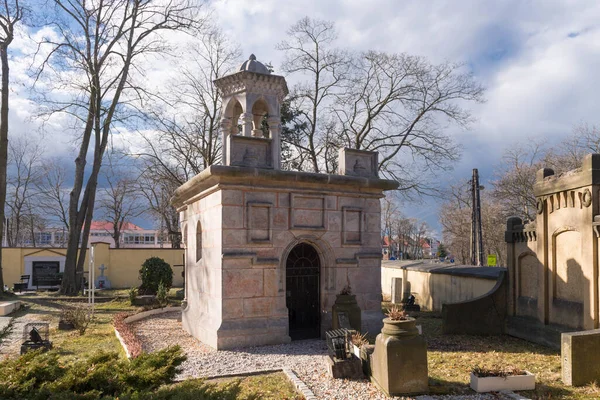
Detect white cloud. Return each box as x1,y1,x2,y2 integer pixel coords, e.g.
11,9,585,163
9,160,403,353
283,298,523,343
5,0,600,231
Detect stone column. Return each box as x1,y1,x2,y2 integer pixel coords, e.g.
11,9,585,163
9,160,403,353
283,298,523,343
241,112,254,137
220,118,232,166
252,114,264,138
535,167,553,325
268,116,281,169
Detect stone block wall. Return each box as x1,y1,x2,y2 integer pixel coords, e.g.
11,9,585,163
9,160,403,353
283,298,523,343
174,163,397,349
506,154,600,345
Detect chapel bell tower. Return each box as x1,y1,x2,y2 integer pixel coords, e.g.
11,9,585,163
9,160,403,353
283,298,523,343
214,54,288,169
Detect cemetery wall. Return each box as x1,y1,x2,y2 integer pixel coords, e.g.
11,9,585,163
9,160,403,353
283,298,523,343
2,244,184,289
381,262,498,311
506,154,600,345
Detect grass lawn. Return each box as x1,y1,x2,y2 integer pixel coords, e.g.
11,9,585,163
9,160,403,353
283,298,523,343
405,309,600,399
3,293,302,400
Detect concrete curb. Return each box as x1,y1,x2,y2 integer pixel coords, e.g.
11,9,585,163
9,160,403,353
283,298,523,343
283,367,317,400
113,326,132,359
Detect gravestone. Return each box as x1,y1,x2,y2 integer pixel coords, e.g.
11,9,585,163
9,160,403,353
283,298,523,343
391,277,402,304
94,264,111,289
562,329,600,386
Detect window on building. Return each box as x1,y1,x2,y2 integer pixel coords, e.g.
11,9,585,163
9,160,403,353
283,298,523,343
196,221,202,262
35,232,52,245
54,231,68,246
123,233,156,245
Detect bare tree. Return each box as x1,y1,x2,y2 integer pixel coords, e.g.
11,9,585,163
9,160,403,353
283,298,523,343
97,155,145,248
34,0,205,295
333,51,484,196
546,123,600,172
36,158,70,233
440,180,507,266
277,17,349,173
0,0,23,291
138,29,240,184
278,18,484,195
137,168,181,248
491,139,546,222
5,137,43,247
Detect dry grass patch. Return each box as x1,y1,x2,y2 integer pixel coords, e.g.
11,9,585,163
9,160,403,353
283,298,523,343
411,310,600,399
204,372,303,400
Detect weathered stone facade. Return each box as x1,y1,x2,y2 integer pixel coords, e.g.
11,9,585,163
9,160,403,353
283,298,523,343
506,154,600,347
171,55,398,349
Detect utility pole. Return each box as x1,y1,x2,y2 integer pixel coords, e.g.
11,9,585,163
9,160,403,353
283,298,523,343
470,169,484,266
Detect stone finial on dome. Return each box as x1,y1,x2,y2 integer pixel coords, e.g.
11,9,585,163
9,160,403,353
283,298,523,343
239,54,271,75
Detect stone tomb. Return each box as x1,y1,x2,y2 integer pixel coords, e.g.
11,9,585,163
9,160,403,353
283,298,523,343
506,154,600,347
171,55,398,349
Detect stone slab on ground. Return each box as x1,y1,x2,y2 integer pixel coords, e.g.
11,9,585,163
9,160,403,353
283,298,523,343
0,301,21,316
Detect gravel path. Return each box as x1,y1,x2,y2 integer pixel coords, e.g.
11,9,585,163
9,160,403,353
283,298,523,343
131,312,525,400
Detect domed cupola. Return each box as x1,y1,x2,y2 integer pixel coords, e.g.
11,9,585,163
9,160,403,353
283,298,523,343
238,54,271,75
214,54,288,169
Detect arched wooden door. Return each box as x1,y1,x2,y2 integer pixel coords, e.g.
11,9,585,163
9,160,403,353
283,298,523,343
286,243,321,340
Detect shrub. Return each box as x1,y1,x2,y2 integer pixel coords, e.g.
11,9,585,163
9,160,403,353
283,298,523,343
139,257,173,295
472,365,526,378
60,303,93,335
156,282,169,307
0,346,186,399
128,287,138,306
0,316,15,345
351,331,369,347
385,305,409,321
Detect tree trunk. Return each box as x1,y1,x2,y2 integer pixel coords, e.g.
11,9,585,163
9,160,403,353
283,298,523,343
0,44,10,292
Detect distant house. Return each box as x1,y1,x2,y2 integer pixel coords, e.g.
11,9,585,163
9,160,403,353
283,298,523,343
16,221,169,248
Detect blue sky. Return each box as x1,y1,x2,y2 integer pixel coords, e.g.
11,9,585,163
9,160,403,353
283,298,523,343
8,0,600,235
207,0,600,235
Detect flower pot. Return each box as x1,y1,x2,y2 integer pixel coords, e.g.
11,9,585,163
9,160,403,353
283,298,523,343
371,317,428,396
470,371,535,393
381,317,419,338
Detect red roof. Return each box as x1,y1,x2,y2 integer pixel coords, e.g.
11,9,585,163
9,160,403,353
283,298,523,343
90,221,143,231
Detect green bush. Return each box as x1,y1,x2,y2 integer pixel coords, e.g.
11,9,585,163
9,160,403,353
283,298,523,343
156,282,169,307
139,257,173,295
0,346,186,399
128,287,138,306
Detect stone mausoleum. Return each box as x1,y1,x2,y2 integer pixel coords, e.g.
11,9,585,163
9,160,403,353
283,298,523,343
506,154,600,347
171,55,398,349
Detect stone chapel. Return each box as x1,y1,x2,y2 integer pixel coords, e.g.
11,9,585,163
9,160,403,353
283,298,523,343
171,54,398,349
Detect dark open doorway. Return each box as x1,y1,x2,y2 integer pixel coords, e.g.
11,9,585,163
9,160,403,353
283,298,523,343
286,243,321,340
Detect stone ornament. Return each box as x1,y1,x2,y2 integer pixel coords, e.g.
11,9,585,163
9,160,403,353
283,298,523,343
536,199,544,214
582,189,592,208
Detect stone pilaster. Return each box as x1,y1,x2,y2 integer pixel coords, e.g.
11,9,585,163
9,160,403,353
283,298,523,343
241,112,254,137
267,116,281,169
220,118,232,166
